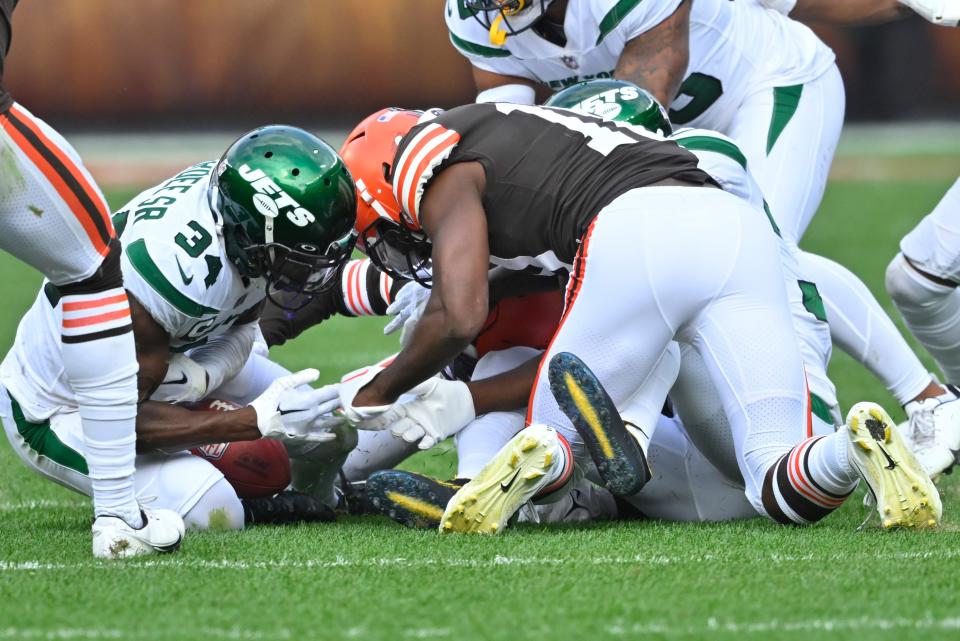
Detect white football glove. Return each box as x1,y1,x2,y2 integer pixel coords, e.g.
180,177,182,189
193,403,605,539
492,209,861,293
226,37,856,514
248,369,340,442
383,282,431,336
377,378,476,450
150,353,209,404
338,365,393,424
899,0,959,25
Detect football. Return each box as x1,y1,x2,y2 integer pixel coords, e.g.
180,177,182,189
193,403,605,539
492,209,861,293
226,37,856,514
187,398,291,499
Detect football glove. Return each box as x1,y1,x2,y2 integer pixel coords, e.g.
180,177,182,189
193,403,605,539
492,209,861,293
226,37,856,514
249,369,340,442
151,353,209,404
900,0,959,25
383,282,431,337
338,365,393,424
384,378,476,450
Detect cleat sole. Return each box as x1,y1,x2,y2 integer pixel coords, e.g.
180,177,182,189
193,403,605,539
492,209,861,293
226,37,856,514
846,402,942,530
548,352,650,496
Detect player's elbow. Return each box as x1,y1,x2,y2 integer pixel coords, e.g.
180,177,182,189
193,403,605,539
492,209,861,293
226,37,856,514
442,299,489,344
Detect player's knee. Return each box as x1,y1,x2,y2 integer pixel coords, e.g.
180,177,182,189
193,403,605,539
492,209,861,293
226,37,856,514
886,252,950,307
182,477,244,531
58,240,124,296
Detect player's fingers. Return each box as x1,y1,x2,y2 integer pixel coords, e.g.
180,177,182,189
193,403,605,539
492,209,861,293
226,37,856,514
282,368,320,389
418,434,437,451
400,423,425,444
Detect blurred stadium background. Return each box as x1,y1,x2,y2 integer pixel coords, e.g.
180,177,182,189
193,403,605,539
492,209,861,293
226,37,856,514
4,1,960,189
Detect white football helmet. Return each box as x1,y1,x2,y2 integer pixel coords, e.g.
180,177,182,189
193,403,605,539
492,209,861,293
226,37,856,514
463,0,556,45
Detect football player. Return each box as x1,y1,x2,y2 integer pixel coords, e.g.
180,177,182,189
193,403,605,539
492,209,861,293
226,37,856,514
335,103,939,533
0,0,184,556
886,180,960,476
0,126,358,548
446,0,960,475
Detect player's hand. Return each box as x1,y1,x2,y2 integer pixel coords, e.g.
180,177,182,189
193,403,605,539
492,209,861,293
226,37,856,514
383,282,431,336
150,353,209,404
899,0,959,25
377,378,476,450
338,365,393,424
249,369,340,442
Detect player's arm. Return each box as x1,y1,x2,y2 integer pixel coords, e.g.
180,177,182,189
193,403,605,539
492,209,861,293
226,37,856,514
353,162,491,406
129,295,261,452
614,0,691,108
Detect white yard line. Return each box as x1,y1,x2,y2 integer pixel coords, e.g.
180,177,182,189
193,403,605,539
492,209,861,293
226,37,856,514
2,550,958,572
0,629,290,640
605,615,960,636
0,500,88,511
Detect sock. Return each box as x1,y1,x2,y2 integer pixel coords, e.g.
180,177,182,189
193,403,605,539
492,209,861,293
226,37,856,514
533,430,574,501
455,410,524,478
61,286,141,528
886,252,960,385
796,250,932,404
760,435,858,525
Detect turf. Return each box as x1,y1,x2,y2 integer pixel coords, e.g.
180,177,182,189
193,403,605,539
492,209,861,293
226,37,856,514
2,178,960,641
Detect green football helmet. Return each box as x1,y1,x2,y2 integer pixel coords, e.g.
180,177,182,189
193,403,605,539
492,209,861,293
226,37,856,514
545,79,673,136
210,125,357,301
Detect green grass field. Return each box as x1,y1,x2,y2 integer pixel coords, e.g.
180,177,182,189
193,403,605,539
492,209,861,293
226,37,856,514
2,176,960,641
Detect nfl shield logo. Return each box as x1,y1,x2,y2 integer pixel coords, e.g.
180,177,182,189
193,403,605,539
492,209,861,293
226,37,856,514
561,56,579,70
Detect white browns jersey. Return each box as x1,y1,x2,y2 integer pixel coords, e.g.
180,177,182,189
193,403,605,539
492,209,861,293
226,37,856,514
446,0,835,132
1,161,266,421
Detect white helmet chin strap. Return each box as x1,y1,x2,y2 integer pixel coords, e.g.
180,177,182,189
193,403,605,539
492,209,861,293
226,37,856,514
263,212,276,245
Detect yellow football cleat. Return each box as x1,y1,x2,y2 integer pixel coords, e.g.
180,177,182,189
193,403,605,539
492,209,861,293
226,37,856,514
846,401,942,529
439,423,570,535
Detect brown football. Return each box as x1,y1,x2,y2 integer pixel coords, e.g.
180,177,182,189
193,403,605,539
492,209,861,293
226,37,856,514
186,398,291,499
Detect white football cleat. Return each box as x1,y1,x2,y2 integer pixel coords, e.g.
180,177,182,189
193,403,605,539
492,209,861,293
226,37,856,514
846,402,941,529
92,508,185,559
901,388,960,479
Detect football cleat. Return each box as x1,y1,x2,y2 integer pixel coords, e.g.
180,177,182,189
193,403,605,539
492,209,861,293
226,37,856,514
900,388,960,479
846,402,941,529
548,352,651,496
440,423,572,535
242,490,336,526
92,508,184,559
366,470,466,529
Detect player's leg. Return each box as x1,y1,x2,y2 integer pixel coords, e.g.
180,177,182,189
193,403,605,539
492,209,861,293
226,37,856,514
885,178,960,475
729,68,941,416
0,105,166,553
440,187,746,533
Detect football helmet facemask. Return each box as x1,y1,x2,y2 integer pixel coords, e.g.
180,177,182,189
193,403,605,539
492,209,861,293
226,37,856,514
545,79,673,136
339,108,438,287
211,125,357,306
464,0,555,45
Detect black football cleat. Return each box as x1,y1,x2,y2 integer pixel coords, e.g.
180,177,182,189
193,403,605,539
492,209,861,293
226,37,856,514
242,490,336,526
548,351,651,496
366,470,467,529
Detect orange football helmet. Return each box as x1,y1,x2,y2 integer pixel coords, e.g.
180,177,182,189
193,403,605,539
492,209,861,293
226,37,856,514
339,108,436,284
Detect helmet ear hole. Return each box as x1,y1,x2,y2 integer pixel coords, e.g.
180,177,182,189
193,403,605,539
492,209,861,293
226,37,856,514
264,151,273,159
382,163,392,182
292,168,300,176
323,178,331,187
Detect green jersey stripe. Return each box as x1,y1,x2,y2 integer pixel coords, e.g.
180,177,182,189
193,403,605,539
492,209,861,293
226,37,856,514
798,280,828,322
597,0,646,45
810,393,834,427
126,239,218,317
449,32,512,58
9,394,88,475
767,84,803,155
674,135,748,169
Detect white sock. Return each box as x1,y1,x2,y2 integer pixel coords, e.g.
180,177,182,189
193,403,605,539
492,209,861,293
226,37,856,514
886,252,960,385
806,432,860,494
455,411,524,479
61,288,141,527
797,251,932,404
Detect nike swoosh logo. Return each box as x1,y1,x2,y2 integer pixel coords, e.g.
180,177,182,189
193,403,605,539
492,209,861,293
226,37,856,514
175,256,193,286
500,469,522,493
161,374,188,386
877,444,898,471
278,408,304,416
